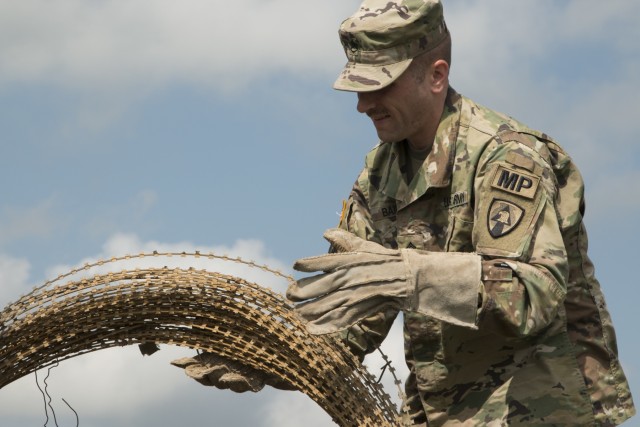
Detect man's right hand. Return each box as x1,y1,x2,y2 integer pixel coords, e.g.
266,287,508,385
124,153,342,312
171,352,294,393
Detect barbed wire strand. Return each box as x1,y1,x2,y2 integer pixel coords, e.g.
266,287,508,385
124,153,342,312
62,398,79,427
44,360,60,427
34,370,50,427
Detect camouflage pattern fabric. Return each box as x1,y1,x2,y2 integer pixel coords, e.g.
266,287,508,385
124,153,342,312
333,0,448,92
338,88,635,426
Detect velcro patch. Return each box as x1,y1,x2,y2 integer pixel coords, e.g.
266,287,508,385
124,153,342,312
371,204,398,221
490,165,539,199
443,191,469,209
488,199,524,237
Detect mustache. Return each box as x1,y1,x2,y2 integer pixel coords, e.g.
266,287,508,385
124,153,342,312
366,109,390,118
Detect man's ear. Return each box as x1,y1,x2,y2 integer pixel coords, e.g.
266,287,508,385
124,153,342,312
431,59,449,93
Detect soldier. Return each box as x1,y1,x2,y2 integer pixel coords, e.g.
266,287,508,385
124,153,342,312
286,0,636,425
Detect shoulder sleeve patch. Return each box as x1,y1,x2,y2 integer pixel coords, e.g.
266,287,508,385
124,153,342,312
475,163,546,258
488,199,525,237
506,151,535,172
490,164,540,200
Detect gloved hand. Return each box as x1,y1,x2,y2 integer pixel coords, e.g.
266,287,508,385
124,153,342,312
171,352,295,393
287,228,482,334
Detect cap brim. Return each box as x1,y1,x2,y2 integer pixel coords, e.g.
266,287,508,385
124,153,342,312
332,59,413,92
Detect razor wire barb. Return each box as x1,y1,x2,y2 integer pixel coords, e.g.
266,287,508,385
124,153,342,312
0,251,402,426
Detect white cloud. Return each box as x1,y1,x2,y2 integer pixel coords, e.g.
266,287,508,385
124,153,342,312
0,346,190,418
0,0,361,143
0,343,343,426
44,231,292,295
0,0,359,91
259,390,334,427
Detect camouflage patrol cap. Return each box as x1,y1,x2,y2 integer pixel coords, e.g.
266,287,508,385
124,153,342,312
334,0,449,92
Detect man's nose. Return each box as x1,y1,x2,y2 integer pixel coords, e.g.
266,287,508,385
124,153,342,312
356,91,376,114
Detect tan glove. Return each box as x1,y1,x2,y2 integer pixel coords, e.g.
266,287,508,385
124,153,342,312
287,228,482,334
171,352,295,393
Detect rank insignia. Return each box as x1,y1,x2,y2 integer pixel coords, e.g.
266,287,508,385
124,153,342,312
488,199,524,238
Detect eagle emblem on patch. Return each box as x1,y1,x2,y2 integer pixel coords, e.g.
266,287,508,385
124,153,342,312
488,199,524,238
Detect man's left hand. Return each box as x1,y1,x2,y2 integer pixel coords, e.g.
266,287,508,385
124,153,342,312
287,228,482,334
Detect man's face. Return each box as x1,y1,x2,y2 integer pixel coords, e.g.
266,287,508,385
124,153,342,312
356,62,438,147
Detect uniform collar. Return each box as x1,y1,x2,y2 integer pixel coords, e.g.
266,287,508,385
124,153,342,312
367,87,462,208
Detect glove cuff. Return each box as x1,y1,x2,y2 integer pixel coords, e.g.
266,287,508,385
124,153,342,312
402,250,482,329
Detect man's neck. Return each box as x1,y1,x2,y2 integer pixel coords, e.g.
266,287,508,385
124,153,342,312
406,93,448,152
407,138,434,153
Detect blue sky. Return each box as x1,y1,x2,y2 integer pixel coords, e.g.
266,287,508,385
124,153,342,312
1,1,639,426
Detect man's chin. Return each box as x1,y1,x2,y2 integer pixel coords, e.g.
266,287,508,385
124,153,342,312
376,134,402,144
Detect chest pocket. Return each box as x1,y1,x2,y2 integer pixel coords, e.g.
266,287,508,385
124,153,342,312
446,207,475,252
444,182,475,252
377,189,457,251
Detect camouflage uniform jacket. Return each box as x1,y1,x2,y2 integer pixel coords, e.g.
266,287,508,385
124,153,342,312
340,88,635,426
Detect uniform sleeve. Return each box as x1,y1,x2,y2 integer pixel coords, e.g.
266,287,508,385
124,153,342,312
472,137,569,338
336,170,400,357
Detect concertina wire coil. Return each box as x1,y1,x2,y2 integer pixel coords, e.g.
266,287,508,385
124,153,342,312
0,251,401,426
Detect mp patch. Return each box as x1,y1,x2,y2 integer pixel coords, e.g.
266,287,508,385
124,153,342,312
488,199,524,238
491,165,540,200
